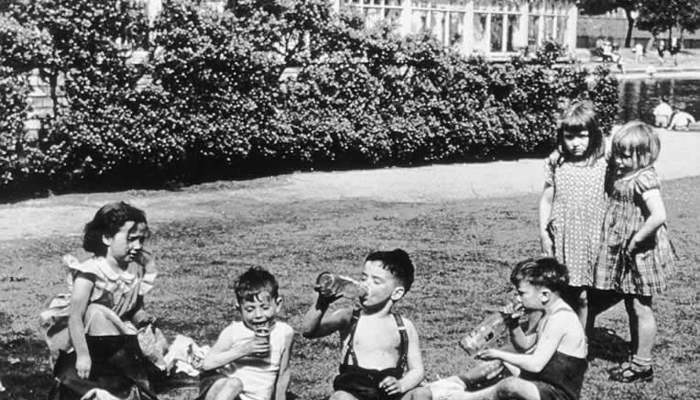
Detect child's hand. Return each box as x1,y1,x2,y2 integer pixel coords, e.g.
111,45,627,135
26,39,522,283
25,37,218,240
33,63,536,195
233,337,269,357
76,354,92,379
475,348,500,361
378,376,402,396
625,237,640,256
500,303,523,329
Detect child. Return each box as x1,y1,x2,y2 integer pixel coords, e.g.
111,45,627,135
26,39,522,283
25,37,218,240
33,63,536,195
302,249,424,400
197,267,294,400
594,121,675,382
410,263,544,400
539,100,607,330
40,202,158,400
432,257,588,400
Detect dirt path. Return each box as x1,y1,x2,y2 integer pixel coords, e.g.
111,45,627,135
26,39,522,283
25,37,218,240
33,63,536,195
1,129,698,241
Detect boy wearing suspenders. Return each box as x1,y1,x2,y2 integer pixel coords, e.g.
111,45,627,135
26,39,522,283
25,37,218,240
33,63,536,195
303,249,425,400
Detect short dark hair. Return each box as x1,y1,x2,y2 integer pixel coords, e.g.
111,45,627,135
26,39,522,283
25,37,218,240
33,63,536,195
365,249,415,292
83,202,149,256
234,267,280,303
510,257,569,293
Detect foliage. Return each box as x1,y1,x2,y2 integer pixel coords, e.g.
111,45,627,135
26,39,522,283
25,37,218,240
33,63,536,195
636,0,700,37
0,0,619,195
577,0,639,47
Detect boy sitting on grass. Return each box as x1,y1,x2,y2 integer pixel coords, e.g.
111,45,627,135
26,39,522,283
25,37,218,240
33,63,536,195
423,257,587,400
197,267,294,400
302,249,425,400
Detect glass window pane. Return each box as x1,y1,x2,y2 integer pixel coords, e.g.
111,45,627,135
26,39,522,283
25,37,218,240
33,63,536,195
449,12,464,47
544,16,554,41
556,16,567,44
491,14,503,52
528,15,540,46
507,14,518,51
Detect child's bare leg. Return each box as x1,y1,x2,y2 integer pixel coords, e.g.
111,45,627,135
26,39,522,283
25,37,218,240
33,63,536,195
623,298,638,354
628,296,656,362
84,303,134,335
205,377,243,400
329,391,359,400
403,386,432,400
438,377,539,400
576,289,588,330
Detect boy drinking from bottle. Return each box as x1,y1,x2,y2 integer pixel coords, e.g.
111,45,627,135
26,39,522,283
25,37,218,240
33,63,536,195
197,267,294,400
302,249,425,400
420,257,587,400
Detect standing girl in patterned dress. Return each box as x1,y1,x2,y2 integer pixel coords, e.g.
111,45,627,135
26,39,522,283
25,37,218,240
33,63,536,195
539,100,608,331
595,121,675,382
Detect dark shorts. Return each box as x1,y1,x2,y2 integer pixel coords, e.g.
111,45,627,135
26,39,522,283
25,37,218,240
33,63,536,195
333,364,402,400
49,335,156,400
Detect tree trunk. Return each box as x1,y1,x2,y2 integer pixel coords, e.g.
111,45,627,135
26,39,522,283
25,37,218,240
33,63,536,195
624,8,634,48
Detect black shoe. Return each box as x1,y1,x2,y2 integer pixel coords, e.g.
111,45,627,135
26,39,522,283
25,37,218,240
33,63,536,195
609,364,653,383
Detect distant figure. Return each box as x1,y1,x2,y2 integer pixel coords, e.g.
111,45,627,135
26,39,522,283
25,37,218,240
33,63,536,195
634,42,645,63
652,96,672,127
669,36,681,66
668,109,696,130
645,65,657,78
656,39,666,65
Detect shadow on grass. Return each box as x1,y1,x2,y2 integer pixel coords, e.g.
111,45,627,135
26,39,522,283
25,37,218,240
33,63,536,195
0,330,54,400
588,327,630,363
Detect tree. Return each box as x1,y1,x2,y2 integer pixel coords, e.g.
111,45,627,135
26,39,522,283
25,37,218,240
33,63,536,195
577,0,639,48
636,0,700,43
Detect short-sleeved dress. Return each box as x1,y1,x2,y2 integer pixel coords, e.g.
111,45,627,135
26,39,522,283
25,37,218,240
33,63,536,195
595,167,675,296
40,254,158,400
544,152,608,287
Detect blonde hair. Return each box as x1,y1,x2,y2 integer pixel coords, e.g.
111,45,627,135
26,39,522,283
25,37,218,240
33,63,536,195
612,121,660,171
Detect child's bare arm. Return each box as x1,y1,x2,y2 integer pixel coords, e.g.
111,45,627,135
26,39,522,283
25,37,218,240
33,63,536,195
539,184,554,256
273,329,295,400
628,189,666,253
201,326,263,371
398,319,425,393
301,294,352,338
509,310,543,352
479,313,565,373
69,275,95,379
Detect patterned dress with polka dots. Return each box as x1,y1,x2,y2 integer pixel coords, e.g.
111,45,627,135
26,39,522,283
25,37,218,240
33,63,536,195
544,151,608,287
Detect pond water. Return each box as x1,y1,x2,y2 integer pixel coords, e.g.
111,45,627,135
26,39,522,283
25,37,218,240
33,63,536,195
618,78,700,124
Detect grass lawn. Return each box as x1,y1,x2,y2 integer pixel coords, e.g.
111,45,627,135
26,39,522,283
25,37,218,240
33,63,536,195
1,176,698,400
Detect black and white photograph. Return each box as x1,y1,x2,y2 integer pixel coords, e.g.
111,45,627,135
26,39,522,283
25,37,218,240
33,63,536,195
1,0,698,399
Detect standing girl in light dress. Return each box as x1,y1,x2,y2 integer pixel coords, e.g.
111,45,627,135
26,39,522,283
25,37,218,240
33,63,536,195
595,121,675,383
539,100,608,331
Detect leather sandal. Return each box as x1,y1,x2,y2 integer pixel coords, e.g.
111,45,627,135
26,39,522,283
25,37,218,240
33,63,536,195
609,363,653,383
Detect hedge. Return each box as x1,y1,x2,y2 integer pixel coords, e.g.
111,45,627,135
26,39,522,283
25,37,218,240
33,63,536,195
0,0,619,194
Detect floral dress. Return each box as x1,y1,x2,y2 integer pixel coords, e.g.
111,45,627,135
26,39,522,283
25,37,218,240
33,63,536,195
595,167,675,296
545,152,608,287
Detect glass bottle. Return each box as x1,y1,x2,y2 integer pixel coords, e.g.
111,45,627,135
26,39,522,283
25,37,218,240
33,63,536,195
315,272,367,299
459,310,509,356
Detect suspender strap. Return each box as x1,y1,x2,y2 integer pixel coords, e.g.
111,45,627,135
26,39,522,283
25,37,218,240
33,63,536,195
393,313,408,372
342,310,409,372
342,308,361,366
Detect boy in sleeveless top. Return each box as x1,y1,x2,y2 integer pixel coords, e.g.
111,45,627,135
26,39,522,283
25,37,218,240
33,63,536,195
302,249,425,400
430,257,587,400
197,267,294,400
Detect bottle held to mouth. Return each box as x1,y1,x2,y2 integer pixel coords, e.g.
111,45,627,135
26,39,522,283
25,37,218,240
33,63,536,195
459,303,518,355
253,325,271,357
315,272,367,300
